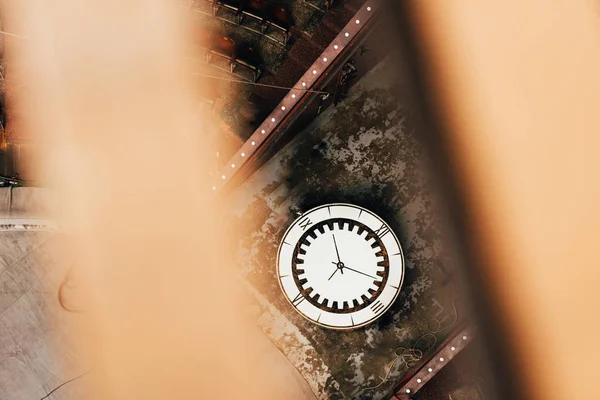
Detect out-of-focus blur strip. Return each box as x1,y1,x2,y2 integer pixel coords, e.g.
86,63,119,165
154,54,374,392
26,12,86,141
3,1,311,399
409,2,600,400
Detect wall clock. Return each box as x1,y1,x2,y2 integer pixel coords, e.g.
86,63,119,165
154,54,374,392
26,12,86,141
277,203,405,330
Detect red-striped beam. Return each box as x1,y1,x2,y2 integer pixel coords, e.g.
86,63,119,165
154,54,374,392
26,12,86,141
209,0,380,192
391,326,475,399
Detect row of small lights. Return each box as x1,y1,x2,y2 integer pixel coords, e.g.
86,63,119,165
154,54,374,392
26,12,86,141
403,334,470,396
211,4,375,191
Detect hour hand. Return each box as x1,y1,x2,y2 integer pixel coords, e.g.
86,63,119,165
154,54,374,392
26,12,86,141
328,267,340,281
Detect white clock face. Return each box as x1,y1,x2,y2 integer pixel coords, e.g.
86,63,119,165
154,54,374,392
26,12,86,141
277,203,405,330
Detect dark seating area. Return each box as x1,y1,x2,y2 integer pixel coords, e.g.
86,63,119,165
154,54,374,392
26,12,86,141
186,0,368,161
235,43,262,81
266,5,293,45
196,0,295,46
302,0,333,12
242,0,268,33
215,0,244,23
201,33,263,82
207,34,236,72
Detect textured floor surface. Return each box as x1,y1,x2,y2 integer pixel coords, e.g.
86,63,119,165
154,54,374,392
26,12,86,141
0,239,89,399
0,188,87,400
229,56,469,399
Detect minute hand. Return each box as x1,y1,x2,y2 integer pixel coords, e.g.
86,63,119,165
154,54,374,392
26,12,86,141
343,265,378,280
332,234,342,263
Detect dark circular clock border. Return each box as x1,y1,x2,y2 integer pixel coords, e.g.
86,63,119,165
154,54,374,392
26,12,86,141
291,217,390,314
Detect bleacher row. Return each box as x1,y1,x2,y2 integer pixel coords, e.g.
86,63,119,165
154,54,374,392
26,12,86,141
197,32,263,82
192,0,298,83
208,0,294,45
187,0,361,165
189,0,302,148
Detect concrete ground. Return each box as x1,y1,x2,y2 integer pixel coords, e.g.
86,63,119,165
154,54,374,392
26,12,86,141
0,187,319,400
228,55,470,399
0,188,89,400
0,231,91,400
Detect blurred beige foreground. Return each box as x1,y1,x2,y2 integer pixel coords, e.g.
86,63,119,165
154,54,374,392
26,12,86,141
2,1,313,399
411,1,600,400
5,0,600,399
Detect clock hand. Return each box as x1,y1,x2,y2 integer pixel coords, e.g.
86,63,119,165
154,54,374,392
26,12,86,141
328,267,340,281
343,265,379,280
332,234,342,263
331,261,344,274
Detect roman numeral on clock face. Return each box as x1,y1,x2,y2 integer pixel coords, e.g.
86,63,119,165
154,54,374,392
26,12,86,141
299,217,313,231
292,292,305,306
374,223,390,239
370,300,385,314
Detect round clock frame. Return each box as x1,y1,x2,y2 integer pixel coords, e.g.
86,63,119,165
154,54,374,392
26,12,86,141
276,203,405,330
